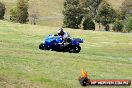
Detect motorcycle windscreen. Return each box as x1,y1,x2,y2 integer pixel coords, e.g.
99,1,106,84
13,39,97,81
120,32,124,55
73,38,84,43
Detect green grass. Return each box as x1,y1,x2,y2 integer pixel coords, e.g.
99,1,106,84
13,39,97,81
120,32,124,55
0,20,132,88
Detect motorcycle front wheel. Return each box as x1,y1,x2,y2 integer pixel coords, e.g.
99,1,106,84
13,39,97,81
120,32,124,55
39,43,50,50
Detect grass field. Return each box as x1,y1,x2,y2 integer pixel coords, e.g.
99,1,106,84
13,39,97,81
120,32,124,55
0,20,132,88
0,0,64,27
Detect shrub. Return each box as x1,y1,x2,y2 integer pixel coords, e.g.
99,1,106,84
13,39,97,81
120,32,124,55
125,17,132,32
10,7,17,22
0,2,6,20
83,17,95,30
112,21,124,32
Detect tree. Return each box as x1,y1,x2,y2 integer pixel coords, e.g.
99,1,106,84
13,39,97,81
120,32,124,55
63,0,84,29
83,16,95,30
0,2,6,20
30,10,39,25
16,0,29,23
80,0,102,18
30,11,38,25
95,1,116,31
29,0,39,25
112,20,124,32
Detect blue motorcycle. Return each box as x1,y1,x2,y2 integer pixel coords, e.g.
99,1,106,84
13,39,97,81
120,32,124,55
39,35,84,53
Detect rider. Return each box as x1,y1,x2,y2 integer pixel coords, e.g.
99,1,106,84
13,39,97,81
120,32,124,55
57,28,71,45
57,28,70,39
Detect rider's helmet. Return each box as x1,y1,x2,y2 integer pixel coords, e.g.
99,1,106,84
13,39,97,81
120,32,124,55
58,28,64,36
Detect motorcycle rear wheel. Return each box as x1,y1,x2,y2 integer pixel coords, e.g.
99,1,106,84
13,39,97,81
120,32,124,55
69,45,81,53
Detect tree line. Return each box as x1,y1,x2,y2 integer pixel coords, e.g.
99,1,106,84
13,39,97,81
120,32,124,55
0,0,132,33
63,0,132,32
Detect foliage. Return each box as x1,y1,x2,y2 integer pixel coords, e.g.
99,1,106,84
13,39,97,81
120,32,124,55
16,0,29,23
0,2,6,20
83,16,95,30
125,16,132,32
80,0,102,18
10,7,17,22
95,1,116,31
63,0,84,29
63,5,84,29
112,20,124,32
64,0,80,8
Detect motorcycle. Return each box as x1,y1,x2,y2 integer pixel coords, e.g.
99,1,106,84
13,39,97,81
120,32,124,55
39,34,83,53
